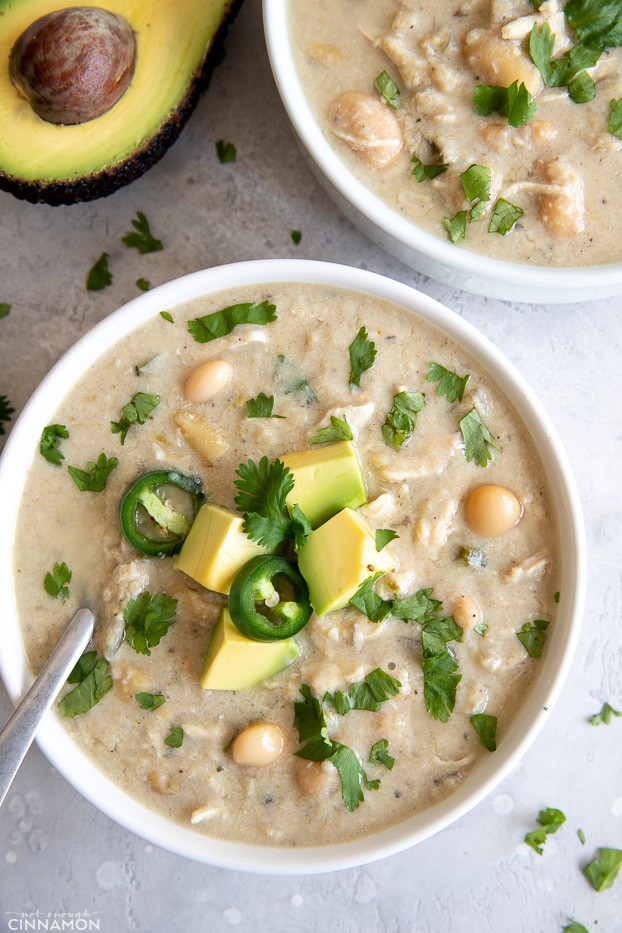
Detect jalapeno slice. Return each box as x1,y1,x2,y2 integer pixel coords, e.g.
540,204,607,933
119,470,204,557
229,555,313,641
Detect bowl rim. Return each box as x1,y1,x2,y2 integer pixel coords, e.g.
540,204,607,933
0,258,586,874
262,0,622,292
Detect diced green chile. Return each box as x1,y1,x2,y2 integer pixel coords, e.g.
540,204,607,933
119,470,204,556
229,555,312,641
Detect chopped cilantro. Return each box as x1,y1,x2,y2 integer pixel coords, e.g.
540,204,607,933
411,156,447,182
517,618,550,658
234,456,296,550
124,591,178,656
40,423,69,466
461,164,491,204
529,22,601,103
563,922,589,933
369,739,395,770
382,390,425,449
160,310,173,323
291,229,302,245
569,70,596,102
350,573,393,623
44,561,72,602
470,713,497,751
58,655,112,718
473,81,536,127
589,701,622,725
136,692,166,711
422,652,461,723
489,198,524,235
460,407,499,466
0,397,14,436
188,300,277,344
325,668,401,715
86,252,112,291
349,327,376,390
374,70,400,108
136,278,151,292
121,211,163,254
391,587,444,624
216,140,237,163
246,392,285,419
525,807,566,854
554,590,560,603
608,97,622,138
291,503,313,549
0,303,11,319
68,452,118,492
375,528,399,551
111,392,160,444
578,828,587,845
474,621,489,637
427,362,470,402
165,726,184,748
309,415,353,445
443,210,469,244
583,848,622,892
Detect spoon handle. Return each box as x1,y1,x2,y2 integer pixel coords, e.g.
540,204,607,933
0,608,95,808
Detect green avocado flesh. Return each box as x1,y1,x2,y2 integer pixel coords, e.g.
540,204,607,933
0,0,240,204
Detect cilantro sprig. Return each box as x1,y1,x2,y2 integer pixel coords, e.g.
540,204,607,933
525,807,566,855
121,211,163,254
188,300,277,344
58,652,112,719
324,668,401,715
234,456,304,550
460,408,499,466
589,702,621,725
44,561,72,602
349,327,376,390
382,391,425,449
427,362,470,402
39,423,68,466
246,392,284,419
68,452,118,492
309,415,352,445
111,392,160,444
124,591,178,656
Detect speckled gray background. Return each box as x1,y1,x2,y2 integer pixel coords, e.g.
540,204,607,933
0,4,621,932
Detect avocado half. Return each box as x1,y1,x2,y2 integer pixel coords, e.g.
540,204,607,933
0,0,242,205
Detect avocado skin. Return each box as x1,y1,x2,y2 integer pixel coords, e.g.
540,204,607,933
0,0,243,206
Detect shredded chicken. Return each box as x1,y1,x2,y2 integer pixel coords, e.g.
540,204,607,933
375,432,462,481
98,560,150,660
414,493,459,556
505,549,550,582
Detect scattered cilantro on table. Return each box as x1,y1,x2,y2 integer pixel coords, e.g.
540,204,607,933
188,300,277,343
68,452,118,492
589,702,621,725
124,591,178,656
39,423,69,466
121,211,163,254
136,277,151,292
0,303,11,319
86,252,112,291
111,392,160,444
216,140,237,163
246,392,285,419
309,415,352,445
563,921,589,933
583,848,622,891
291,229,302,245
44,561,72,602
525,807,566,854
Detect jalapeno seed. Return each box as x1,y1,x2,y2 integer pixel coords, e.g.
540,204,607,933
231,722,284,767
464,484,522,537
183,359,232,403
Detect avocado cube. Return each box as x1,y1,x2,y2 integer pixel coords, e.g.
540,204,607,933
175,503,265,595
297,508,396,617
281,441,366,528
201,608,300,690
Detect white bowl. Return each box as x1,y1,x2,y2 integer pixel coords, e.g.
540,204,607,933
0,259,585,873
263,1,622,304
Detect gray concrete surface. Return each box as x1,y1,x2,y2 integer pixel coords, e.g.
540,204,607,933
0,4,621,931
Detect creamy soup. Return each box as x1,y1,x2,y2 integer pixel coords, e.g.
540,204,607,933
288,0,622,266
14,283,558,846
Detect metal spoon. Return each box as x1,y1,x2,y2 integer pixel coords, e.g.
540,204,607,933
0,608,95,808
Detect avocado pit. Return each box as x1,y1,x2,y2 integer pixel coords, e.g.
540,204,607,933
9,6,136,125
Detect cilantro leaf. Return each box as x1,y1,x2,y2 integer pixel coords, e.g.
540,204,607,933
470,713,497,751
578,829,587,845
234,456,295,550
331,744,380,810
44,561,72,602
136,692,166,711
563,922,589,933
40,423,69,466
427,362,470,402
461,164,491,204
246,392,285,419
565,0,622,48
608,97,622,138
325,668,401,715
216,140,237,163
58,657,112,718
517,618,550,658
291,229,302,245
420,615,463,657
525,807,566,854
294,684,332,748
473,81,536,127
290,502,313,549
391,587,443,624
583,848,622,892
121,211,163,254
568,70,596,102
160,311,173,323
111,392,160,444
165,726,184,748
136,278,151,292
349,327,376,390
188,300,277,343
375,528,399,551
529,22,601,102
443,210,469,243
67,651,98,684
589,702,622,725
422,652,462,723
411,156,447,181
474,621,489,637
382,391,425,449
349,573,393,623
374,70,400,108
68,452,118,492
86,252,112,291
460,407,499,466
124,591,178,656
0,303,11,319
369,739,395,770
309,415,353,445
489,198,524,235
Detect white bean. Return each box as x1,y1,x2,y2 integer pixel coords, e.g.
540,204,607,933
453,593,483,632
183,359,232,403
231,722,284,767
